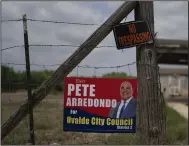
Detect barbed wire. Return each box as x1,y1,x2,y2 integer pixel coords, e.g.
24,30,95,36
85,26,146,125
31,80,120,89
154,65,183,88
29,44,116,48
1,18,23,22
26,18,99,26
1,18,99,26
1,45,24,51
1,44,116,51
1,62,136,69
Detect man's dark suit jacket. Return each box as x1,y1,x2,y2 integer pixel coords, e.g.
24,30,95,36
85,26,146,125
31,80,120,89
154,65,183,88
109,98,136,119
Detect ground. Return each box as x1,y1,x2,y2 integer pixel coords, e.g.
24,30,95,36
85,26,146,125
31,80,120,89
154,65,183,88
1,91,188,145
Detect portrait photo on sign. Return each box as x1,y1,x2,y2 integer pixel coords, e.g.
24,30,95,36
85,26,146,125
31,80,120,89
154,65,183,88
109,81,136,119
63,77,137,133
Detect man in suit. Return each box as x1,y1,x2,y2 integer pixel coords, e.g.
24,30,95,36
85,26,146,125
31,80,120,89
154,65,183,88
109,81,136,119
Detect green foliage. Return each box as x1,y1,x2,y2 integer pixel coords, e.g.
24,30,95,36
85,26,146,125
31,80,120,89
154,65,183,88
102,72,136,78
1,65,54,92
1,65,135,92
106,106,188,145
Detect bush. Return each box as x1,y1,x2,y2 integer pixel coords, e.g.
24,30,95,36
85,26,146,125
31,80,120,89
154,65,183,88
1,65,54,92
1,66,134,93
102,72,135,78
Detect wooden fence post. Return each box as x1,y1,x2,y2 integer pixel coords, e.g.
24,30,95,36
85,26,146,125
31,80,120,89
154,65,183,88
134,1,166,144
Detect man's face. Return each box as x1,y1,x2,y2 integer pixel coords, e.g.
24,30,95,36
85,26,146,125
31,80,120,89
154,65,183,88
120,82,132,100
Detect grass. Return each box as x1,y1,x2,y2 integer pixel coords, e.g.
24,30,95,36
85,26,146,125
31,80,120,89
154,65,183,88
1,91,188,145
105,106,188,145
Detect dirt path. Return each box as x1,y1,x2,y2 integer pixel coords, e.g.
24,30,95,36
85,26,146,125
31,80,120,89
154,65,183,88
167,102,188,119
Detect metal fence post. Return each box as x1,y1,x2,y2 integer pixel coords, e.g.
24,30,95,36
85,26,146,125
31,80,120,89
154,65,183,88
22,14,35,145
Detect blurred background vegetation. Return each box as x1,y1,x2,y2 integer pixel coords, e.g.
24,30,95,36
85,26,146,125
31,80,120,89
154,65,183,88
1,65,136,93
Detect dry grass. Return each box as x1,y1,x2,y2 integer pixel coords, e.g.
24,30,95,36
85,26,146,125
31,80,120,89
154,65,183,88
1,91,109,145
1,91,188,145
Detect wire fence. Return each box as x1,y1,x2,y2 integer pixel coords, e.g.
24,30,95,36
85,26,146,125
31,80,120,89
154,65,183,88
1,17,139,145
1,16,166,145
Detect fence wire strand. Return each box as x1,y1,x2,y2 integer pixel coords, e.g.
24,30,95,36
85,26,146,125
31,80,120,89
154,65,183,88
1,62,136,69
26,18,99,26
1,18,23,22
1,18,99,25
1,44,116,52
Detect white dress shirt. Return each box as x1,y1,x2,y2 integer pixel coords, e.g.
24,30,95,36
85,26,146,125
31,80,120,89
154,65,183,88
116,96,133,118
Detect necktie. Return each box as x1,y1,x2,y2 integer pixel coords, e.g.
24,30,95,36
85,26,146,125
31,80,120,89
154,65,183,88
119,102,126,118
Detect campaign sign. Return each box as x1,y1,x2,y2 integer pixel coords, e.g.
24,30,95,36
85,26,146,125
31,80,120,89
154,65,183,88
113,21,153,49
63,77,137,133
